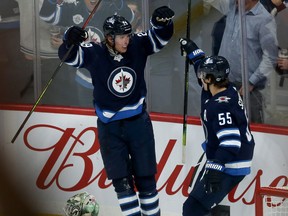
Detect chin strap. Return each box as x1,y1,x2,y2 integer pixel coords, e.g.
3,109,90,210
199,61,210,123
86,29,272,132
106,42,119,57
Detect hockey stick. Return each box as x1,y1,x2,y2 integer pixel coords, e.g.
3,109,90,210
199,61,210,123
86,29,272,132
189,152,205,187
11,0,103,143
182,0,192,163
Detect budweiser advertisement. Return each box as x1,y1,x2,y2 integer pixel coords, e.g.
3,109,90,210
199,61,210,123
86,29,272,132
0,105,287,216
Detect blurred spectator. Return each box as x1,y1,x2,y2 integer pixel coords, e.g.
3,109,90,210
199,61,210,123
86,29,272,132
271,0,288,81
0,0,19,23
261,0,277,12
16,0,60,59
127,0,143,33
40,0,133,44
0,0,31,103
277,53,288,70
15,0,72,104
210,0,275,55
203,0,278,123
211,15,226,55
270,0,288,14
0,0,20,63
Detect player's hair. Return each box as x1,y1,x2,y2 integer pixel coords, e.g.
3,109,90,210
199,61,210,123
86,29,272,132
206,74,229,88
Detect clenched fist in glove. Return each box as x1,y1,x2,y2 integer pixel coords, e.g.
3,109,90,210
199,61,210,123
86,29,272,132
179,38,205,65
204,160,225,193
64,26,88,46
152,6,175,26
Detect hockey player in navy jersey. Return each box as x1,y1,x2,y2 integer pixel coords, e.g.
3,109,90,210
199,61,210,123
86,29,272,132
40,0,135,89
179,38,255,216
58,6,174,216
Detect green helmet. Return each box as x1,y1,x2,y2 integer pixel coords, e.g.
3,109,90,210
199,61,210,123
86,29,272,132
63,192,99,216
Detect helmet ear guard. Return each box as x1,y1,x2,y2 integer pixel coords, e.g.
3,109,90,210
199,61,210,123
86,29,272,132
198,56,230,83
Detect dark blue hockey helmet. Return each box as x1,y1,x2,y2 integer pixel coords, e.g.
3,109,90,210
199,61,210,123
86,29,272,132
103,15,132,37
198,56,230,82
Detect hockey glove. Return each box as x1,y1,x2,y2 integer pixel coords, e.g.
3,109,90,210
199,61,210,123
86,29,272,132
179,38,205,65
204,160,225,193
152,6,175,26
64,26,88,47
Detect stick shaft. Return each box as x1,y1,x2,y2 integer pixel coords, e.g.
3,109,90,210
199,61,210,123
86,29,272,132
182,0,191,163
11,0,103,143
82,0,102,29
189,152,205,187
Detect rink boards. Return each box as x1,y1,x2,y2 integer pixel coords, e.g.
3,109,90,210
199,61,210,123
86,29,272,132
0,105,287,216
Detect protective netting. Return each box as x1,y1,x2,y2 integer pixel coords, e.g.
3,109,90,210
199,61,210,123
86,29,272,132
256,187,288,216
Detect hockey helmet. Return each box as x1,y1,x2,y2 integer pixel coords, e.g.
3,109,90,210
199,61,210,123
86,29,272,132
63,192,99,216
103,15,132,36
198,56,230,82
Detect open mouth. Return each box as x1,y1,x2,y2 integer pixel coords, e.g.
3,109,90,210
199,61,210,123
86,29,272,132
90,0,97,5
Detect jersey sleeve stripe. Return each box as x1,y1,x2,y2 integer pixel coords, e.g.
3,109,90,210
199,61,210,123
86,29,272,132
224,160,252,175
66,46,84,67
217,128,240,139
52,5,62,25
153,31,169,46
219,140,241,148
39,12,55,22
147,30,160,53
147,27,170,53
39,4,61,25
225,160,252,168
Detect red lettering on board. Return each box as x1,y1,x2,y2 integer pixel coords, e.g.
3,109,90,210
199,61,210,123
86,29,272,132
23,124,288,207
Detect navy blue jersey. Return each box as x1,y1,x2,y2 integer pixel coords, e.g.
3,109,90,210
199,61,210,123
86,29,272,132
40,0,133,42
200,84,255,176
58,22,173,123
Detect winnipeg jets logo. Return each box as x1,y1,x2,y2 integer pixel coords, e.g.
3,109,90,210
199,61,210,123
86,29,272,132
115,71,131,90
108,67,136,97
73,14,84,25
107,17,116,25
204,57,213,64
107,16,129,29
85,26,104,43
215,96,231,103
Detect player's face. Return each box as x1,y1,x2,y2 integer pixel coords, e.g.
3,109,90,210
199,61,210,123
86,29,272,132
84,0,100,12
235,0,256,11
114,34,131,53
